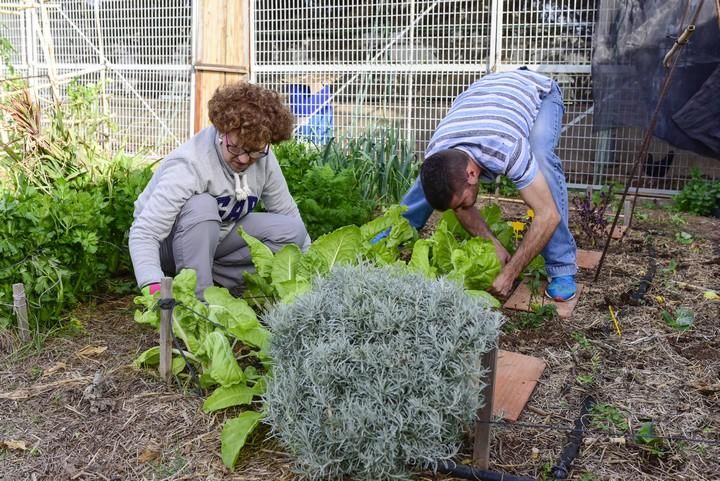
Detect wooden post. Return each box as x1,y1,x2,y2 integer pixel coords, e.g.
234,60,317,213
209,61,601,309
159,277,174,384
586,184,593,200
193,0,250,132
12,283,30,342
473,346,498,469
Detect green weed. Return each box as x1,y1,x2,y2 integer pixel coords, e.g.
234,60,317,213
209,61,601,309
571,332,592,350
505,303,557,332
589,403,628,432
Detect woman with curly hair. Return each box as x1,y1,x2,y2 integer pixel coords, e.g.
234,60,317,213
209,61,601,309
129,82,309,298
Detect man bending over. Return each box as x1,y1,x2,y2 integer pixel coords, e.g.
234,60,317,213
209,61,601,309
398,69,577,301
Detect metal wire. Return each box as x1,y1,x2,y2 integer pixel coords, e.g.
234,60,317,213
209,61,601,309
479,419,720,447
251,0,719,195
0,1,192,156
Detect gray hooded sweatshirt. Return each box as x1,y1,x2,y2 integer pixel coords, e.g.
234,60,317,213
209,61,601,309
129,126,301,288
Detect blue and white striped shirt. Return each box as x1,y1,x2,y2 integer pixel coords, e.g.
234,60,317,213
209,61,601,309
425,70,553,190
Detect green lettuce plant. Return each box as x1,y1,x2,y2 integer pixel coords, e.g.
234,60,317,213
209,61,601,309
241,203,505,309
133,269,270,469
263,263,503,481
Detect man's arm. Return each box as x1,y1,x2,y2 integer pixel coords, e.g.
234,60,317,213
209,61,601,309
490,170,560,296
454,205,511,265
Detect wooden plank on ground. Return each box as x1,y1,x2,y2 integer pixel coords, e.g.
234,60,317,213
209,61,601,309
491,350,546,422
607,225,627,239
503,281,585,319
577,249,602,270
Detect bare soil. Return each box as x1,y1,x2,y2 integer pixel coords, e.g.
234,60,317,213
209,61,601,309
1,202,718,481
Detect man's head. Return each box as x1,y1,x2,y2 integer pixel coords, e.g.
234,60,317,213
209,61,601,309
420,149,482,211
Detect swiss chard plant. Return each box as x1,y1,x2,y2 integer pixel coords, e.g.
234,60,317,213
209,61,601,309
240,204,417,307
134,269,270,469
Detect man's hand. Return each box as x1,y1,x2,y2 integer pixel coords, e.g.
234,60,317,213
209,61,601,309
493,240,511,266
489,271,514,299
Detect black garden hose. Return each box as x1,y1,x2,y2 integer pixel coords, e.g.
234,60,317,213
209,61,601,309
623,241,657,306
550,396,596,480
435,460,538,481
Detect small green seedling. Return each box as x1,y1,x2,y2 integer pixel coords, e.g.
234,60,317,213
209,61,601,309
669,213,687,226
661,306,695,331
635,422,666,457
661,259,677,276
571,332,592,350
506,303,557,332
590,403,628,432
675,231,693,245
576,374,594,385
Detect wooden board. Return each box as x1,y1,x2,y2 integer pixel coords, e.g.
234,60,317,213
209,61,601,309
607,225,627,240
194,0,250,132
491,350,546,421
503,281,584,319
576,249,602,270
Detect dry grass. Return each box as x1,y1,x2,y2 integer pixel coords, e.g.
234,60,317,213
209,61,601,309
1,205,718,481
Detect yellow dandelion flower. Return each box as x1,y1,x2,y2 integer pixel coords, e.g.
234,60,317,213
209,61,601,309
526,209,535,219
511,221,525,233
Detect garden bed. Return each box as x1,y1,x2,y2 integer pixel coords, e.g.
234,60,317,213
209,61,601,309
1,201,718,481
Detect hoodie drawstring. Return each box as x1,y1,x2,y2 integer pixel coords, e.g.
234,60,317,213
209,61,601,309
234,172,251,201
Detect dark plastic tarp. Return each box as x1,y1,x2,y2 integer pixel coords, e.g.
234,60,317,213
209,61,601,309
592,0,720,159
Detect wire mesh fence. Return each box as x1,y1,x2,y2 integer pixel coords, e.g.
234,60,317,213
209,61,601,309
1,1,716,193
0,0,192,156
252,0,719,195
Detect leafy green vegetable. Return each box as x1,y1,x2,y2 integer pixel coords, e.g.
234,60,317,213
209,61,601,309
273,140,374,239
408,239,435,278
673,169,720,216
133,269,270,469
0,78,153,329
448,238,502,290
239,227,274,278
203,383,256,413
221,411,266,470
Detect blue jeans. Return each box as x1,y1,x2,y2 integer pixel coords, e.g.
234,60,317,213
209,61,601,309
400,81,577,278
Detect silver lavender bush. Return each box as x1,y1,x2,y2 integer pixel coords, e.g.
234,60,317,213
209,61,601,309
263,263,503,481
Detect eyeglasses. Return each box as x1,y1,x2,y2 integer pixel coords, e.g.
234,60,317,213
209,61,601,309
224,133,270,160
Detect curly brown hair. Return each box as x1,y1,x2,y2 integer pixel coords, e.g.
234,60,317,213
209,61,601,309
208,82,295,150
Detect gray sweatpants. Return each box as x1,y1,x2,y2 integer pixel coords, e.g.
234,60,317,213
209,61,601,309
159,194,309,298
